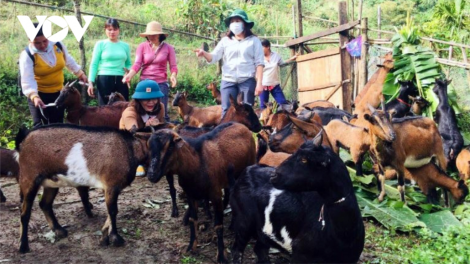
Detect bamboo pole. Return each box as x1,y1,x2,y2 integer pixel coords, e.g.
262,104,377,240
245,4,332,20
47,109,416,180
460,47,470,84
73,0,87,102
377,5,381,39
358,18,368,94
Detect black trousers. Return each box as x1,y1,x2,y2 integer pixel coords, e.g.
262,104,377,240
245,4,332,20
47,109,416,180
95,75,129,105
28,91,65,128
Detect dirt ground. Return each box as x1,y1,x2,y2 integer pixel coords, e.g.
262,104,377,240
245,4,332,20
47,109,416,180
0,174,376,264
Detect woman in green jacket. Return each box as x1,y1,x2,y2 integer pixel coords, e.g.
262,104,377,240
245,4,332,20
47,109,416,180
88,18,131,105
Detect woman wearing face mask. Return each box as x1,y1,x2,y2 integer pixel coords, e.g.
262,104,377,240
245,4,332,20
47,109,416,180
87,18,132,105
194,9,264,118
123,21,178,122
19,23,88,127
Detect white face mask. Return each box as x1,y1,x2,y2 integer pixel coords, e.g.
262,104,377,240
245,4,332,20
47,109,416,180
230,22,244,35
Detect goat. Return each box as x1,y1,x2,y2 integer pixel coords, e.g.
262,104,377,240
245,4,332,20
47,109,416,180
298,106,354,126
384,163,468,205
265,110,297,132
456,147,470,181
106,92,126,105
255,102,273,125
231,133,365,264
172,91,222,127
324,119,370,176
269,115,332,153
55,81,129,128
207,82,222,104
433,79,464,166
408,95,430,115
384,81,418,118
256,130,291,167
364,106,447,202
146,122,256,263
15,124,148,253
0,147,19,202
295,100,335,115
353,54,394,118
354,52,393,106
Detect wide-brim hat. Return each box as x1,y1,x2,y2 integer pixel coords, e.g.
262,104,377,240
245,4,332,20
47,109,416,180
132,79,164,100
224,9,254,29
139,21,169,37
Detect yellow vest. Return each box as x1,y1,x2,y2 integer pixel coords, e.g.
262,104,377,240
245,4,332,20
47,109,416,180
34,45,65,93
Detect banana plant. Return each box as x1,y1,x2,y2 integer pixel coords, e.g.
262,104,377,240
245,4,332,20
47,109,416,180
382,14,443,117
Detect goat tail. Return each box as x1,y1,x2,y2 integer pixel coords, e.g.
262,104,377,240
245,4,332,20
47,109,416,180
15,126,30,152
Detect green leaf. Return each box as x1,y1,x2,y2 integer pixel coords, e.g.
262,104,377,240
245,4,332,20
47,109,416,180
356,193,426,232
424,88,440,112
419,210,462,233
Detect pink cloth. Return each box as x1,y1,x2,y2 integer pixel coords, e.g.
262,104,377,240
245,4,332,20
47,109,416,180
131,42,178,83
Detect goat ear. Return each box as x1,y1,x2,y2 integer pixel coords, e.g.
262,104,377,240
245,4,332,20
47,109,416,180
363,113,373,122
446,79,452,85
312,129,323,147
183,91,188,98
376,64,384,68
237,92,244,104
174,136,184,148
408,95,416,101
134,132,152,141
388,109,397,119
229,94,236,106
130,125,138,135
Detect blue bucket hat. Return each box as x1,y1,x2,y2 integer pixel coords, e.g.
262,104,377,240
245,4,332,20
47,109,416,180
224,9,254,29
132,79,164,100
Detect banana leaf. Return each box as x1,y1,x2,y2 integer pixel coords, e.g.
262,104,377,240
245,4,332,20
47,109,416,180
419,210,462,233
356,192,426,231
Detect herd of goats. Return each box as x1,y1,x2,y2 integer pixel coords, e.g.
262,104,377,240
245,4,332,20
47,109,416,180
1,53,470,263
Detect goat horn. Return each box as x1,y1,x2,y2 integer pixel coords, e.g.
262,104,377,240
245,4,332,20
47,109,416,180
380,95,385,111
70,80,78,87
150,126,155,133
312,129,323,147
367,104,376,114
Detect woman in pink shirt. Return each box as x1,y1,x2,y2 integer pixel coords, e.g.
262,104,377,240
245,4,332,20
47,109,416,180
123,21,178,122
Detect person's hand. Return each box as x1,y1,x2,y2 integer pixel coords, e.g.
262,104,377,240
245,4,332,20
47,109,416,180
255,83,264,96
87,83,95,98
170,75,177,88
146,117,160,127
33,96,46,108
194,48,205,57
122,74,131,84
79,73,88,84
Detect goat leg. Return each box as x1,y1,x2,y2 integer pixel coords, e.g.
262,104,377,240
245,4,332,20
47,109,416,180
18,178,42,253
186,199,199,254
104,187,125,247
253,240,271,264
165,173,179,217
396,168,406,202
40,187,68,239
0,189,6,203
213,199,227,264
76,186,94,218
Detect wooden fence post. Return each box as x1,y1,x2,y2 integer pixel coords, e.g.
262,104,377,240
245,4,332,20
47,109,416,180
358,18,368,93
339,1,352,112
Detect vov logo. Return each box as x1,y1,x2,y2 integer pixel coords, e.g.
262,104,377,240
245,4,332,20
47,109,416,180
17,15,94,42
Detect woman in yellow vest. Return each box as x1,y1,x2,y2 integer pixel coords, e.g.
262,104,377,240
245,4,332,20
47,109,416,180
19,23,88,127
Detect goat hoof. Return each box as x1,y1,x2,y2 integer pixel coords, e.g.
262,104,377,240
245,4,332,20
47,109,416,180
100,235,110,246
55,227,68,239
109,233,125,247
171,209,179,218
217,252,228,264
18,244,30,254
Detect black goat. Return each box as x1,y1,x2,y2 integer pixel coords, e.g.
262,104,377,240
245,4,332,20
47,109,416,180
299,106,354,125
230,132,365,263
384,80,418,118
433,79,464,166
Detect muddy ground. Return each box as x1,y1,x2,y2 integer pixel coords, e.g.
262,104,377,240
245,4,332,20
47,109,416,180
0,175,376,263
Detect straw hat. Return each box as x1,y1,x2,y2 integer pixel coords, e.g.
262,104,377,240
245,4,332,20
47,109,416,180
139,21,168,37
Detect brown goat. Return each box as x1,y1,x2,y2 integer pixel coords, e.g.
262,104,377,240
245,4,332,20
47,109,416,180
256,130,291,167
354,53,393,106
146,122,256,263
15,124,148,253
364,107,447,202
172,91,222,127
207,82,221,104
456,147,470,181
266,110,297,131
0,147,19,202
324,119,370,176
107,92,126,105
384,164,468,205
255,102,274,125
269,115,332,154
55,82,129,128
353,54,394,117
